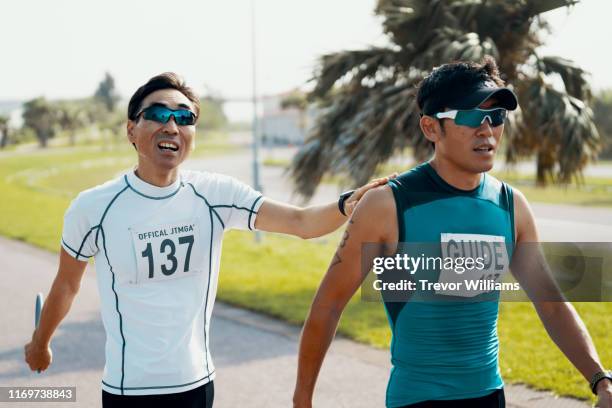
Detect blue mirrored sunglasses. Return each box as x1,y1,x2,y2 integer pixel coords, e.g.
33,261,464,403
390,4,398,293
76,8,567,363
137,105,196,126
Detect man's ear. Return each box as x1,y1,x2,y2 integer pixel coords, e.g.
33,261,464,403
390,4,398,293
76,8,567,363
127,120,137,150
419,115,443,144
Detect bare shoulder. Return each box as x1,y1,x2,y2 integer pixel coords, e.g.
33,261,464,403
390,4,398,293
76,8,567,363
511,186,539,242
512,186,532,221
512,186,528,207
356,184,396,213
351,185,397,242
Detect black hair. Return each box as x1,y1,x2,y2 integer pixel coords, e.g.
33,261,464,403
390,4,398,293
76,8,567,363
416,56,505,116
127,72,200,121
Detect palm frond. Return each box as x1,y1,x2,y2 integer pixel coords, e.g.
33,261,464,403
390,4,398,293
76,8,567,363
419,29,499,69
291,75,422,198
536,56,592,101
311,48,400,99
511,74,599,182
375,0,483,48
524,0,578,18
290,0,597,196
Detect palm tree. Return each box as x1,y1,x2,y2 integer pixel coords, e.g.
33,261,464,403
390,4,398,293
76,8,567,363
593,90,612,159
290,0,600,197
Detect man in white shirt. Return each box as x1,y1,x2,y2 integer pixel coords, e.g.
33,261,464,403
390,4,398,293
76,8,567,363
24,72,390,407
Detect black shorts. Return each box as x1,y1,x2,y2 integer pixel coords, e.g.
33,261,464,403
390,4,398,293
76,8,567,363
102,381,214,408
398,388,505,408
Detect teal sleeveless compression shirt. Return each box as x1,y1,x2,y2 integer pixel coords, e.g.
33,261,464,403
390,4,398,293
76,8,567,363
385,162,515,407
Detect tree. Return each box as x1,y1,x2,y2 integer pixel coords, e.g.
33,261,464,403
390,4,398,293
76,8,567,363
199,97,228,130
22,97,57,148
0,115,9,148
56,103,87,145
593,90,612,159
94,72,120,112
290,0,600,197
99,108,126,146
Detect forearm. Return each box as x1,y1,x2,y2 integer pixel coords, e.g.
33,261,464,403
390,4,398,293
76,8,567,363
298,202,345,239
536,302,604,381
294,305,343,403
33,278,79,346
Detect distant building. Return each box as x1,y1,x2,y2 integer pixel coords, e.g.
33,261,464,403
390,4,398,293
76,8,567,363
259,91,319,145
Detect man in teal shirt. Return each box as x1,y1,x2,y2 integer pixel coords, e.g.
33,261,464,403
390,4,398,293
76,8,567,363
292,57,612,407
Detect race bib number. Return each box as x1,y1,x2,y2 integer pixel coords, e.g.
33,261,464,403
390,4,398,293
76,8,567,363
130,220,204,284
437,233,510,297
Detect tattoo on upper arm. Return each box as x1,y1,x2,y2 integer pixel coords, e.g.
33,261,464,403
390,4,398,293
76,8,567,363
339,220,353,248
330,219,354,269
330,252,342,268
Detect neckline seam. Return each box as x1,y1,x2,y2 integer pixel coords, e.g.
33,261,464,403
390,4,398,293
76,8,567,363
124,174,183,200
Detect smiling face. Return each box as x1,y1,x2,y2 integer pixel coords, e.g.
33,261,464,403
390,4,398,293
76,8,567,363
421,98,504,174
127,89,196,174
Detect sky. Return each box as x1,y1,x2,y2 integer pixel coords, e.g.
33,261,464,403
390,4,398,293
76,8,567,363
1,0,610,121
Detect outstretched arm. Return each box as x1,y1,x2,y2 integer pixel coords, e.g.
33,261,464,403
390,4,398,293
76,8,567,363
293,186,397,408
255,176,394,239
511,189,611,405
24,248,88,372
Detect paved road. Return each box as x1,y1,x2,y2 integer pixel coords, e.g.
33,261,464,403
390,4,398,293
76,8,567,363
185,148,612,242
0,237,590,407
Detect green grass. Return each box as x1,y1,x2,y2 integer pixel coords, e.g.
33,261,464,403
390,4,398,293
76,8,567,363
492,170,612,207
0,132,236,248
220,231,609,402
262,158,292,167
1,144,609,403
498,302,612,400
